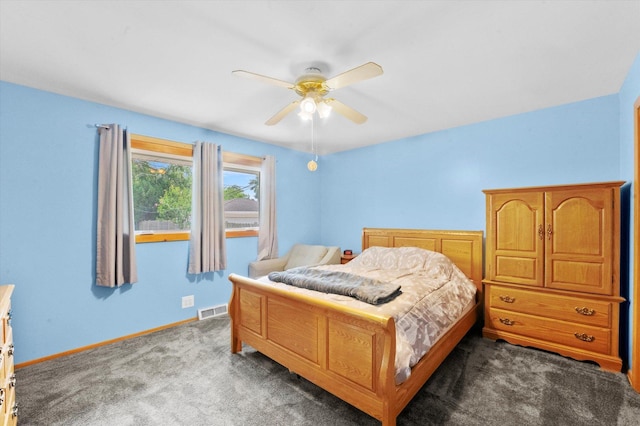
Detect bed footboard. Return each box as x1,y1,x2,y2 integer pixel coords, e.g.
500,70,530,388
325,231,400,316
228,273,399,424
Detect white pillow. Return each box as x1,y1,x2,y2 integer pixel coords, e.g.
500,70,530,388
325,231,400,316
285,245,328,270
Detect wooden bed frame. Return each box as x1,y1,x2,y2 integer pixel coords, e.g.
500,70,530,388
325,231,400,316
228,228,483,425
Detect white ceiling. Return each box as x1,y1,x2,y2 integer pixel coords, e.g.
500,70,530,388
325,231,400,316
1,1,639,155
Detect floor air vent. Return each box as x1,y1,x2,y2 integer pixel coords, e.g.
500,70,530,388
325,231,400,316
198,304,228,320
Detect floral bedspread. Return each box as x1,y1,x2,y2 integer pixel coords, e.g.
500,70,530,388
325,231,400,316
259,246,477,384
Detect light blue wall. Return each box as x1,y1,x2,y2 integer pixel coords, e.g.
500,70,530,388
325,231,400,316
619,52,640,368
0,59,635,367
319,95,620,252
0,82,322,364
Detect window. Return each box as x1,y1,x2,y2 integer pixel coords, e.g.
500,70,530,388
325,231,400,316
131,135,193,243
130,134,262,242
223,152,262,238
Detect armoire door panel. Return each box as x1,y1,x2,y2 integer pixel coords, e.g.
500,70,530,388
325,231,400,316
545,189,613,295
495,255,541,286
488,192,544,284
495,201,537,251
550,259,604,292
549,196,605,256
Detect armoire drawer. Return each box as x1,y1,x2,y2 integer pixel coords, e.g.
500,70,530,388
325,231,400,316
487,284,612,328
486,307,611,355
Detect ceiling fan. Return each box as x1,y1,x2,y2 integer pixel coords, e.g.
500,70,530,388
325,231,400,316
232,62,383,125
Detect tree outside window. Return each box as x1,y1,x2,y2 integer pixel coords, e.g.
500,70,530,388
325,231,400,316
132,159,192,232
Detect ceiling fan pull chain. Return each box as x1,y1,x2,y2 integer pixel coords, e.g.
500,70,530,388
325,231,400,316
312,116,315,154
307,116,318,172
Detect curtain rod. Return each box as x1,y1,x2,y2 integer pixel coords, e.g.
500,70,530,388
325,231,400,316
94,124,110,130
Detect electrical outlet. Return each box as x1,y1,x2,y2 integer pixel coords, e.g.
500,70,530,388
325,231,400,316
182,295,194,308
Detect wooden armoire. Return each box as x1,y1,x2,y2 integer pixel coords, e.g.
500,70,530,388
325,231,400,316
482,181,625,371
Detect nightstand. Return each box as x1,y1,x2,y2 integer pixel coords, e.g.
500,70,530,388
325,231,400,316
341,254,357,264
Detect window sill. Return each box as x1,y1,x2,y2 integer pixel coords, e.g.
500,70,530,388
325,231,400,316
136,232,190,243
135,229,258,243
226,229,258,238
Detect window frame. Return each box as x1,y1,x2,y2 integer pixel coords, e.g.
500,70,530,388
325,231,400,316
223,152,262,238
130,134,262,243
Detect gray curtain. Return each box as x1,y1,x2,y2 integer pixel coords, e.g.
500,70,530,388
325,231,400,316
188,141,227,273
257,155,278,260
96,124,138,287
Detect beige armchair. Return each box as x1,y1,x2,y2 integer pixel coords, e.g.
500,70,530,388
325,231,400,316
248,244,341,278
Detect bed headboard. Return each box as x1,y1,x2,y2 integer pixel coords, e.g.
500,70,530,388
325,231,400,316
361,228,484,289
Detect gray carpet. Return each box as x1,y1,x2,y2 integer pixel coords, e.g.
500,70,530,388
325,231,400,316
16,316,640,425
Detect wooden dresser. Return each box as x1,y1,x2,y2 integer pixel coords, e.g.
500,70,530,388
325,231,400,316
0,285,16,425
482,181,625,371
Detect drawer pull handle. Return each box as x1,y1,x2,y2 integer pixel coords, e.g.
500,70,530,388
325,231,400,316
9,374,16,388
538,224,544,240
11,402,18,418
575,307,595,316
7,344,14,357
499,318,515,326
499,295,515,303
574,332,595,342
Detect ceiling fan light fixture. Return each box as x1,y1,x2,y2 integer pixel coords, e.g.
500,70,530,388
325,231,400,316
300,95,316,114
297,110,313,121
317,101,332,119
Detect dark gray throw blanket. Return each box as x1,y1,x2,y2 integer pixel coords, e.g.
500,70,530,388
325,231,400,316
268,266,402,305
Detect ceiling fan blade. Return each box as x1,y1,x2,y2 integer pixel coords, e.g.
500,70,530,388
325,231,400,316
325,99,367,124
324,62,383,90
232,70,294,89
265,100,300,126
